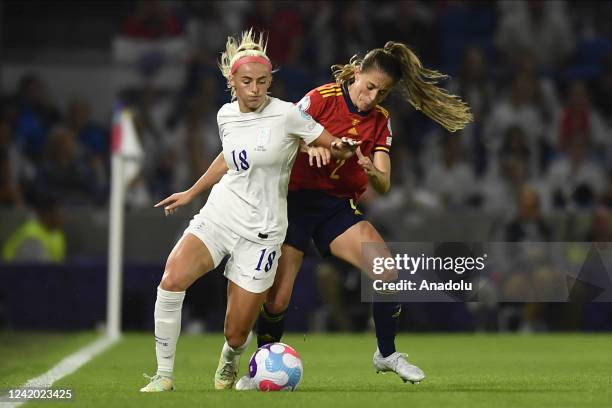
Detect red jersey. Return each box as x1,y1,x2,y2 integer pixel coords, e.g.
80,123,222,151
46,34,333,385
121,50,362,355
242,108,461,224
289,82,393,201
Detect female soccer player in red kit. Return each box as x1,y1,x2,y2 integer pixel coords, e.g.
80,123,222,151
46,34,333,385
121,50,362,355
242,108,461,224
246,41,473,387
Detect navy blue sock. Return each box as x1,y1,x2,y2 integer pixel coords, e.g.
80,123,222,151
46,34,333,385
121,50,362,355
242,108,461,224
256,305,286,348
373,302,401,357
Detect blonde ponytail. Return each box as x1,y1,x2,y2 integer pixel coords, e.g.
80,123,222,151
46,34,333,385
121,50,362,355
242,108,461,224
383,41,472,132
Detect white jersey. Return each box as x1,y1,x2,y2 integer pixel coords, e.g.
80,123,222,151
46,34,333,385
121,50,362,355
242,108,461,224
199,96,324,244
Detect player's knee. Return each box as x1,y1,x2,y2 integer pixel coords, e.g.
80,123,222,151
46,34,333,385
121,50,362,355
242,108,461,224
224,325,250,348
159,261,188,292
265,294,290,315
159,273,185,292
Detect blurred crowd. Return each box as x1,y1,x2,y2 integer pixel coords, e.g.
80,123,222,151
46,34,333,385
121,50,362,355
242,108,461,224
1,1,612,330
2,1,612,220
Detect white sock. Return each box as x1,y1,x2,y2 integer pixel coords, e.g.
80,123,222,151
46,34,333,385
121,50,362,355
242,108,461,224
154,286,185,378
221,331,253,362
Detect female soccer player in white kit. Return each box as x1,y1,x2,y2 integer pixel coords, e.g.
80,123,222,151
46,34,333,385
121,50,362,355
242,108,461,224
140,30,358,392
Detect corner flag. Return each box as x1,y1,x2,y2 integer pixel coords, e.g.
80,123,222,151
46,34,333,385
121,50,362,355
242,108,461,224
107,104,144,339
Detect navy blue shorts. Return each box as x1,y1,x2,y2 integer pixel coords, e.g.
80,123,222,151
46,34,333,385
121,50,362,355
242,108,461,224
285,190,365,256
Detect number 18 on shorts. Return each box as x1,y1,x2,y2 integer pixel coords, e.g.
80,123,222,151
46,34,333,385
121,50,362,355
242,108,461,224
224,238,281,293
185,215,281,293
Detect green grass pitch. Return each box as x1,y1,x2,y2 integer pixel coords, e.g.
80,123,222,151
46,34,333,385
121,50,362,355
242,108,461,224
4,333,612,407
0,331,98,389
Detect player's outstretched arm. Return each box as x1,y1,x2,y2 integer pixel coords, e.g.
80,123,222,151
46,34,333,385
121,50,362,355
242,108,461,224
154,152,229,216
312,129,360,160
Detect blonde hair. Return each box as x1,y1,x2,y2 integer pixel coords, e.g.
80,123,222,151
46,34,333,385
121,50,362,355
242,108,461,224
332,41,473,132
219,29,271,100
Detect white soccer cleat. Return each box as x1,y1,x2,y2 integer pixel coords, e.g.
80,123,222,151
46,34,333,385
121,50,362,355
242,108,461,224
214,356,240,389
373,349,425,384
139,373,175,392
235,374,258,391
214,332,255,389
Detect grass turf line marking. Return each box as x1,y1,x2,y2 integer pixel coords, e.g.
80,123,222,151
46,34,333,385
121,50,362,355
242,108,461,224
0,335,118,407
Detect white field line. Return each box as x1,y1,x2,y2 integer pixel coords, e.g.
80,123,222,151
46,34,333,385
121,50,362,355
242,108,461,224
1,335,119,407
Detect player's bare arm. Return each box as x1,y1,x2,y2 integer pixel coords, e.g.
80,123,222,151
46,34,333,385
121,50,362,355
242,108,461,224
313,129,361,160
299,139,332,168
357,148,391,194
154,152,229,216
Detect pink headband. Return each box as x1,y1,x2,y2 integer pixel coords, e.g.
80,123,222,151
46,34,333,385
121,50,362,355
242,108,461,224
230,56,272,74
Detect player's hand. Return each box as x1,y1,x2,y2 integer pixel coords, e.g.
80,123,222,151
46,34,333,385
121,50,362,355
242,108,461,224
330,137,361,159
307,145,331,168
356,147,377,176
154,190,194,216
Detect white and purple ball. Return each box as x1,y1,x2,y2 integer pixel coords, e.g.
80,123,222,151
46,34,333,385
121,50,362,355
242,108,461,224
247,342,303,391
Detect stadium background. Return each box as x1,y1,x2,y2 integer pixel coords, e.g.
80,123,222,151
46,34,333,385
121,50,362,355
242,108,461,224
1,0,612,337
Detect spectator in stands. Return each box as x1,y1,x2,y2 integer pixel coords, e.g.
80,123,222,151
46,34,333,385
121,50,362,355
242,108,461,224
546,137,606,211
0,116,34,207
586,207,612,242
423,134,478,209
371,2,436,66
244,1,305,67
67,99,108,196
592,53,612,127
450,47,494,119
243,2,311,103
2,195,66,263
484,157,517,221
495,0,574,71
67,99,108,159
132,84,180,199
13,74,61,161
449,46,495,176
121,0,184,39
501,185,556,332
504,185,552,242
182,75,222,183
513,48,560,124
36,126,101,205
597,171,612,210
0,151,23,207
554,80,608,157
135,73,221,203
498,126,536,180
333,3,374,64
185,2,246,54
301,1,335,78
485,73,546,167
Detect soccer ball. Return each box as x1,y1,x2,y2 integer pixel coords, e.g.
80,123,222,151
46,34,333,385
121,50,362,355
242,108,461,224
247,342,303,391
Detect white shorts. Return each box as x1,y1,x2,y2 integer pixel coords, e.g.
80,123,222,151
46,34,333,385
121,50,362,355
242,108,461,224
184,214,281,293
